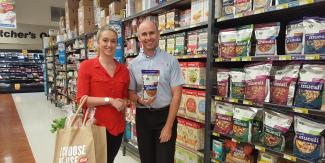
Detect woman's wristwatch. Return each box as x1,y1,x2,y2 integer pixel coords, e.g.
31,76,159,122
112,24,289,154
104,97,110,104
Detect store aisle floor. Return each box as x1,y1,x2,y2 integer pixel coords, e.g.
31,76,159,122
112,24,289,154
1,92,139,163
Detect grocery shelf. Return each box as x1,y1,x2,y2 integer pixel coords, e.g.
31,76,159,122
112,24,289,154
214,54,325,63
176,143,204,158
160,22,208,35
177,114,205,124
214,96,261,107
122,0,191,22
263,103,325,118
176,54,207,60
212,132,312,163
183,84,206,90
216,0,325,27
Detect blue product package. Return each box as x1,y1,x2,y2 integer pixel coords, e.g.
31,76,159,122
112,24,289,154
303,17,325,55
125,122,132,140
293,116,325,162
212,139,223,161
294,64,325,110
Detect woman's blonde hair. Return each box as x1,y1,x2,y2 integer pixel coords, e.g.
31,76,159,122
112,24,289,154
96,26,118,42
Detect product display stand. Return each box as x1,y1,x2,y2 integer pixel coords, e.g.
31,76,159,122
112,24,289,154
0,49,44,93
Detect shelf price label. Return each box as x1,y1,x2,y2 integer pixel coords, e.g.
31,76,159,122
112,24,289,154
305,54,320,60
215,58,223,62
276,3,289,10
299,0,314,5
215,96,222,100
254,8,265,14
243,100,253,105
255,145,266,152
212,132,220,137
283,154,296,162
241,56,252,61
14,83,21,91
279,55,292,60
229,98,239,103
293,108,309,114
231,57,240,62
22,50,28,54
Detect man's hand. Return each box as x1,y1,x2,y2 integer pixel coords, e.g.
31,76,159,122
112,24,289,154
159,125,172,143
110,98,127,111
137,96,156,106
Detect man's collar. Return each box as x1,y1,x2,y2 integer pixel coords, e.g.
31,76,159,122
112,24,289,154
141,47,160,59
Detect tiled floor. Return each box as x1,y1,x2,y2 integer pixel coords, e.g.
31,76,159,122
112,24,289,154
7,92,139,163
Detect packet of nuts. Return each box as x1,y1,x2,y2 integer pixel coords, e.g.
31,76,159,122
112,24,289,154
235,0,252,14
255,22,280,56
236,25,253,57
303,17,325,55
217,69,230,98
141,70,160,100
285,20,304,55
244,62,272,104
229,69,245,99
218,28,237,58
270,63,300,106
294,64,325,110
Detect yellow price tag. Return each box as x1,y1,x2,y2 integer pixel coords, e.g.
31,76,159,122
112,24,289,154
279,55,292,60
218,17,225,22
231,57,240,61
215,160,220,163
254,8,265,14
293,108,309,114
229,98,239,103
14,83,21,90
200,86,206,89
232,138,240,143
215,96,223,101
213,132,220,137
305,54,320,60
22,50,28,54
283,154,296,162
235,13,243,18
243,100,253,105
255,145,266,152
276,3,289,10
299,0,314,5
215,58,223,62
242,56,252,61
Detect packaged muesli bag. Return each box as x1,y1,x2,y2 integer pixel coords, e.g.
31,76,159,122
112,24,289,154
217,69,230,98
263,110,293,152
303,17,325,55
255,23,280,56
141,70,160,100
219,28,237,58
294,64,325,110
236,25,253,57
293,116,325,162
229,69,245,99
214,102,234,135
235,0,252,14
285,20,304,55
222,0,235,16
232,105,258,143
270,63,300,106
244,62,272,104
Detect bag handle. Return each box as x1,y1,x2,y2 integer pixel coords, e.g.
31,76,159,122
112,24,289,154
69,95,88,128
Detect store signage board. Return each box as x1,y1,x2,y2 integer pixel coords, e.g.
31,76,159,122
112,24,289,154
0,0,16,29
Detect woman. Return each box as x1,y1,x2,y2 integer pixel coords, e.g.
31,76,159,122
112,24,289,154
77,26,130,163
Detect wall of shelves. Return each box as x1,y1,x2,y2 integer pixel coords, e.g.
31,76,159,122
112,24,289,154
0,49,44,93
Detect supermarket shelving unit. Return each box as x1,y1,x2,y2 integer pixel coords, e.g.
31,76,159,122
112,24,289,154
121,0,325,162
0,49,44,93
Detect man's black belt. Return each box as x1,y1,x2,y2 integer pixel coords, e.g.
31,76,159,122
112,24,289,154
137,105,170,111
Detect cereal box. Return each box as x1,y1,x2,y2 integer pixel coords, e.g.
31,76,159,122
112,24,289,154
177,117,204,150
179,62,188,85
159,36,166,51
187,30,199,55
191,0,204,25
184,89,198,119
175,32,186,56
187,62,206,86
198,28,208,55
175,145,203,163
158,13,166,31
197,90,206,121
166,34,176,55
166,9,179,30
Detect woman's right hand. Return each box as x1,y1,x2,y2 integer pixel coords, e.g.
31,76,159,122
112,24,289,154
110,98,126,111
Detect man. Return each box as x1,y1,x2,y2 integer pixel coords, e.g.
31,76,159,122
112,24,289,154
128,20,184,163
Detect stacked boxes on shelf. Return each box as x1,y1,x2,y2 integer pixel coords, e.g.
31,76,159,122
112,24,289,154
78,0,95,35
